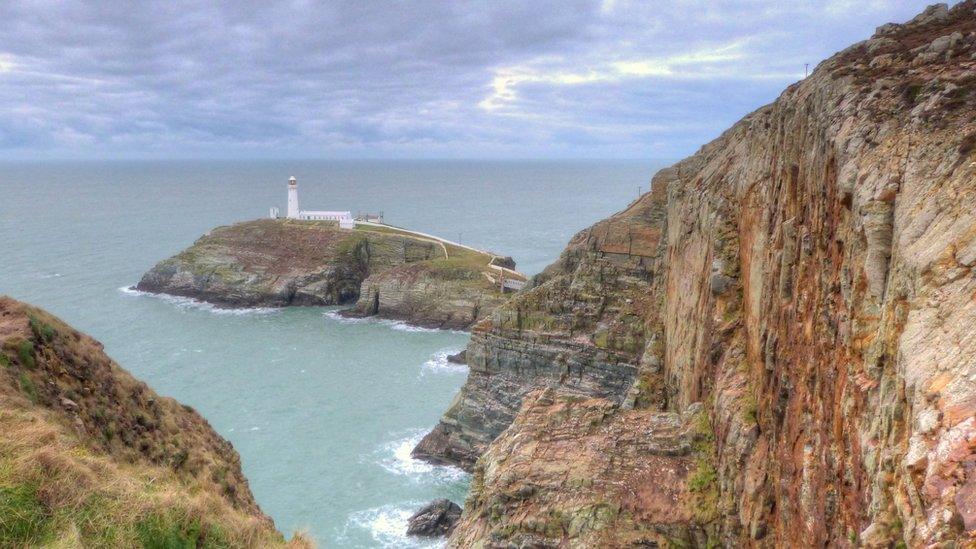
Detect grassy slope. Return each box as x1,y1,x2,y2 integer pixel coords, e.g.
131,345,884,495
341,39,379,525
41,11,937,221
0,297,310,548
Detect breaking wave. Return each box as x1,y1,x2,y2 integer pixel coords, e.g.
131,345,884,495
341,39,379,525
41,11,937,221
373,429,469,485
324,310,467,334
421,349,467,375
119,286,278,315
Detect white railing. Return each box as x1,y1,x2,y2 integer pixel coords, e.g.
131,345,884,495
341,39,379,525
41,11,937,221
356,221,489,257
503,279,526,290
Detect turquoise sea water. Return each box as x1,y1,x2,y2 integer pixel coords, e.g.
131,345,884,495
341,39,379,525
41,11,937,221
0,160,665,547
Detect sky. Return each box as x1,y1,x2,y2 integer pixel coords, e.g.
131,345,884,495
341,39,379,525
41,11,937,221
0,1,940,160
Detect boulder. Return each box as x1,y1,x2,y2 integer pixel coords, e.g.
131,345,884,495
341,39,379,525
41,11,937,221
406,498,462,537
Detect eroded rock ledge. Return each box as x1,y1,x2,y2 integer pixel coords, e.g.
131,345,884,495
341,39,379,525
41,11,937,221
137,219,515,330
434,3,976,546
451,389,710,547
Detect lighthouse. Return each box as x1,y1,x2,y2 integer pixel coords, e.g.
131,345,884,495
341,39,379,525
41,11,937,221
270,175,354,228
286,176,300,219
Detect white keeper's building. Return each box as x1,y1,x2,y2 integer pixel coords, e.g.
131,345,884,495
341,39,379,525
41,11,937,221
269,176,355,229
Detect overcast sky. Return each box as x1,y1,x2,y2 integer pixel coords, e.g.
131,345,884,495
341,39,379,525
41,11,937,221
0,1,937,160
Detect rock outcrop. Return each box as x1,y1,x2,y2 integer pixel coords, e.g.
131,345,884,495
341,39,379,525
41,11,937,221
413,169,665,469
0,296,306,547
438,3,976,546
406,498,462,537
451,389,709,547
137,219,515,329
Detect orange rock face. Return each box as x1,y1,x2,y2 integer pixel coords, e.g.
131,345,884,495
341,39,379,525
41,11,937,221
445,3,976,546
451,390,706,548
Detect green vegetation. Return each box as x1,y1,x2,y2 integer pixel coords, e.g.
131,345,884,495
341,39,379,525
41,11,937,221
28,314,57,343
18,372,38,403
0,483,51,546
334,233,367,258
741,391,758,425
688,409,720,525
0,353,10,368
688,460,718,493
902,81,925,105
16,340,35,369
424,256,486,280
136,511,230,549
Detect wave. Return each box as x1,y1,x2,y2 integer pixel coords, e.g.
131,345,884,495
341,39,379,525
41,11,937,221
339,503,444,549
118,286,279,315
374,429,469,485
421,349,468,375
323,311,468,335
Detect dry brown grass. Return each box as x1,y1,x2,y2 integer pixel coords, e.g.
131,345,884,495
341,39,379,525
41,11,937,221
0,296,313,548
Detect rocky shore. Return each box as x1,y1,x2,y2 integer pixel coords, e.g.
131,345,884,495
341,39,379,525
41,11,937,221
422,3,976,546
137,218,518,330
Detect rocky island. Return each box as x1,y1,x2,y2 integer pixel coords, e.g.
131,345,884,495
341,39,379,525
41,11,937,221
418,3,976,546
136,218,524,330
0,296,307,547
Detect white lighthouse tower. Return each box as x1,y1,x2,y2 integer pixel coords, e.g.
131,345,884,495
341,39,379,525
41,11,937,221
286,176,300,219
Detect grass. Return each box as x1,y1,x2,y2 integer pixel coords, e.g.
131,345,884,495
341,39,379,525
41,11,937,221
0,483,51,546
356,223,497,265
18,372,38,403
29,314,57,343
0,409,308,548
16,340,35,370
0,297,311,548
135,511,231,549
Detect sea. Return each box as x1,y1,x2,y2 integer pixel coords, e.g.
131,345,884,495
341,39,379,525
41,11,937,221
0,160,666,548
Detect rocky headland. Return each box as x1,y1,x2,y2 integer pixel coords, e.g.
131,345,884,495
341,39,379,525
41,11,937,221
419,3,976,546
0,296,307,547
137,218,521,330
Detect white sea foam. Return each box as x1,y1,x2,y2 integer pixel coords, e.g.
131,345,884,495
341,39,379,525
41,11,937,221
374,429,469,484
324,310,468,334
119,285,278,315
421,349,468,375
340,503,444,549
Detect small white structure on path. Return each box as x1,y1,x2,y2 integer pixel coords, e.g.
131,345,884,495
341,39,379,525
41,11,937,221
270,176,355,229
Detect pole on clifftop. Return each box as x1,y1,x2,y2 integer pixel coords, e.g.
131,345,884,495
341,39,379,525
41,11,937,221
805,63,809,77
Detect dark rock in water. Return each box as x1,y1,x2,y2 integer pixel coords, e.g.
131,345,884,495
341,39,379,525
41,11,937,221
406,498,461,537
446,350,466,364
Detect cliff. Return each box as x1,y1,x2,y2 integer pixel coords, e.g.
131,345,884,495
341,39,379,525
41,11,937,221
430,3,976,546
0,296,307,547
412,190,662,466
137,219,517,330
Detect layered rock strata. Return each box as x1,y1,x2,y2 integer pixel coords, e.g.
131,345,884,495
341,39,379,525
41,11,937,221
138,219,512,329
439,3,976,546
414,169,666,468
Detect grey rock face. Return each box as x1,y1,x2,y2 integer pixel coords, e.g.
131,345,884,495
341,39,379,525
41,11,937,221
414,195,663,470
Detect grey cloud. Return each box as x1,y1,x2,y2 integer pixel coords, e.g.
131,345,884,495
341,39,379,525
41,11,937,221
0,0,942,159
